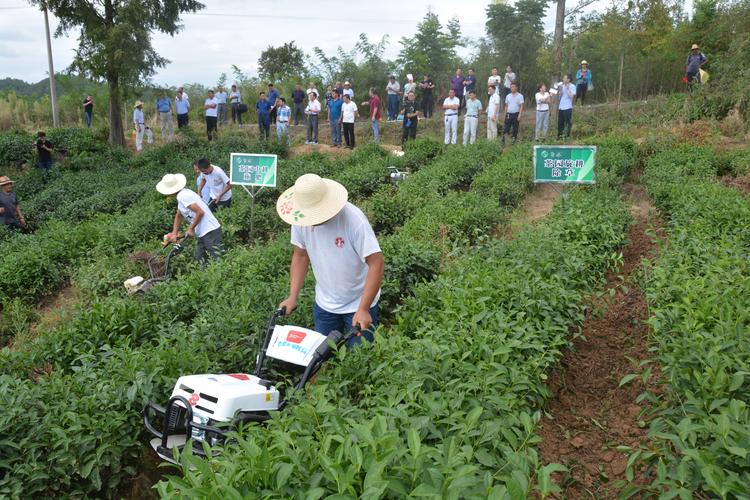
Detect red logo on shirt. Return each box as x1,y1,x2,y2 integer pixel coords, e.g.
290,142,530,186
335,237,345,248
286,330,307,344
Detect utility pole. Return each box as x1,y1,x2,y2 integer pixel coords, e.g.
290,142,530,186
43,3,60,127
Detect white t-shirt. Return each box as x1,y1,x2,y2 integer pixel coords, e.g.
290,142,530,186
230,91,241,103
201,165,232,202
535,92,550,111
504,72,516,89
488,75,502,94
486,93,501,117
341,101,358,123
291,203,381,314
306,99,321,115
205,97,218,117
386,81,400,95
505,92,525,113
403,82,416,95
176,189,221,238
443,96,460,115
559,84,576,111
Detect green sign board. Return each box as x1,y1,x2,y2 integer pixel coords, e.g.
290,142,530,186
533,145,596,184
229,153,278,187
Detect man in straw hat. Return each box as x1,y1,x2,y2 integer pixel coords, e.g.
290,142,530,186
686,43,708,91
277,174,384,345
156,173,224,265
0,176,25,231
133,101,145,152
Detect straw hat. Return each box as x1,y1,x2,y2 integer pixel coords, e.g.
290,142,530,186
156,173,187,195
0,176,14,186
134,100,144,108
691,43,700,50
276,174,348,226
581,60,588,65
344,81,350,86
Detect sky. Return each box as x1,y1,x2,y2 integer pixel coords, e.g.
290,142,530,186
0,0,681,87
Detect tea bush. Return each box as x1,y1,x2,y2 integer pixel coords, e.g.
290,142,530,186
157,182,631,499
626,147,750,498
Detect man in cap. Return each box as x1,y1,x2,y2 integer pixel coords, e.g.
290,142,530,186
686,44,708,91
277,174,384,345
133,101,145,151
157,173,224,265
0,176,25,231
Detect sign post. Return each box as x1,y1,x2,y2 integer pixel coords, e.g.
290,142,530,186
533,145,596,184
229,153,278,241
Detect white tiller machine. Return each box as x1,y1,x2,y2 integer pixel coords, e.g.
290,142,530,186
144,307,360,463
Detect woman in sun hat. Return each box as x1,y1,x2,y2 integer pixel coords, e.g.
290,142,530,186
0,176,25,231
277,174,384,345
575,60,593,105
685,43,708,91
156,173,223,265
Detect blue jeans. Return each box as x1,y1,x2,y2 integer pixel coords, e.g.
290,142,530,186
276,123,290,144
371,119,379,143
387,94,399,120
37,159,52,172
84,111,92,128
330,120,342,145
258,115,270,139
313,302,378,347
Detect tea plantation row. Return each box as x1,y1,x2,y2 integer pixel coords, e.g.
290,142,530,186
155,139,637,499
0,139,525,497
626,145,750,497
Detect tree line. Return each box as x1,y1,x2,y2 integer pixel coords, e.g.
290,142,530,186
21,0,750,144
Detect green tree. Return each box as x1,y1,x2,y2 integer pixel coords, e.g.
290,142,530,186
31,0,204,146
397,12,462,92
485,0,547,93
257,42,307,84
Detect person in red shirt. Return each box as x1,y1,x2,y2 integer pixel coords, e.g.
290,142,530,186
361,87,382,144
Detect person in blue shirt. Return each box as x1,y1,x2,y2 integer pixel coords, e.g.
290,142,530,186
267,83,280,125
256,92,272,140
175,89,190,129
215,86,228,125
327,90,343,147
575,61,593,105
155,91,174,142
276,97,292,145
557,74,577,139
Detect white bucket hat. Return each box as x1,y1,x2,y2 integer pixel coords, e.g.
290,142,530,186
276,174,348,226
156,173,187,195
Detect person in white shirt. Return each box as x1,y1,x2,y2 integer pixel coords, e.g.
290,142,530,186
487,67,502,96
340,93,358,149
462,91,482,145
132,101,145,152
178,86,189,101
503,65,517,100
486,84,501,140
557,74,576,139
215,86,228,125
277,173,384,345
502,82,524,146
157,173,224,265
196,158,233,209
403,75,416,102
204,90,219,141
305,92,321,144
229,84,242,124
442,89,460,145
385,76,401,121
306,82,319,99
342,81,354,100
535,83,551,141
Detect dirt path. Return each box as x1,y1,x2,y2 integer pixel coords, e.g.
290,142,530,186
523,183,562,223
536,181,663,497
721,174,750,195
7,285,80,350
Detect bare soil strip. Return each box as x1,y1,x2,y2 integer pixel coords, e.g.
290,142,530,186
720,174,750,195
537,182,663,498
